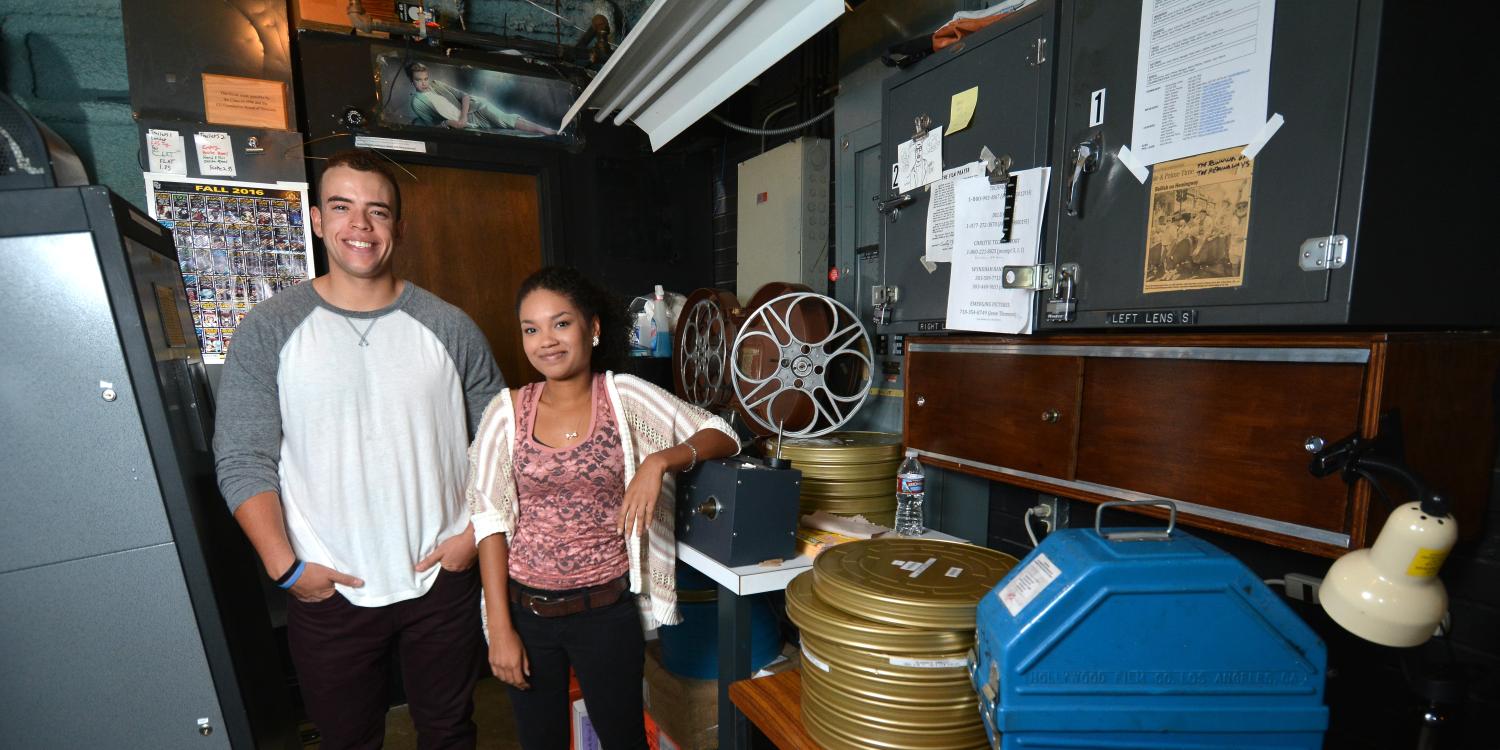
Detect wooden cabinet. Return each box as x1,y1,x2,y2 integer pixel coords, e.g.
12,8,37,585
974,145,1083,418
903,334,1500,556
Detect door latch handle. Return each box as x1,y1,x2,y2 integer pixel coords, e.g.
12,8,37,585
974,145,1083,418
1065,133,1103,217
875,192,914,220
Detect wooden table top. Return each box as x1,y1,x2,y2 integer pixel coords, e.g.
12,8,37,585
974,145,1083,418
727,670,820,750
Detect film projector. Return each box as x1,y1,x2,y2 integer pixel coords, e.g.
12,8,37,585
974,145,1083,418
672,283,899,566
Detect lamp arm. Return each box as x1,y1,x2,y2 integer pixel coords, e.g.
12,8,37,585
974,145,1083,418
1348,454,1449,517
1308,433,1451,517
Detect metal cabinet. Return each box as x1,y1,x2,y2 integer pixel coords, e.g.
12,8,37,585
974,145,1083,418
0,187,295,749
877,0,1058,335
1047,0,1500,328
1039,0,1461,328
878,1,1498,332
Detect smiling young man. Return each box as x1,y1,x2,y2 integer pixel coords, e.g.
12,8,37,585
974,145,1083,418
214,149,504,749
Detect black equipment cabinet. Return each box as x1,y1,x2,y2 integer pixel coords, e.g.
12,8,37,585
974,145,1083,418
1041,0,1499,329
877,0,1058,335
877,1,1497,331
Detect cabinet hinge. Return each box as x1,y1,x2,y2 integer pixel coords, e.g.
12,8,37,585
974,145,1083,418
1299,235,1348,271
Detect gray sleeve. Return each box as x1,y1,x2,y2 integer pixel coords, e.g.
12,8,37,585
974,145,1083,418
212,287,315,513
405,287,506,437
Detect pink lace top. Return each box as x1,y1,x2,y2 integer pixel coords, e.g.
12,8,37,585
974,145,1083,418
508,374,629,590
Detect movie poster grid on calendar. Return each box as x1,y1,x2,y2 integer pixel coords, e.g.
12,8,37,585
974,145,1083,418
148,179,314,364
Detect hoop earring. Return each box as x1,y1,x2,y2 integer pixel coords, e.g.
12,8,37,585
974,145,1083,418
592,335,600,347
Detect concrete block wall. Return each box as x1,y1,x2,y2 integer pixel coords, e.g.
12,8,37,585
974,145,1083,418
1,0,141,207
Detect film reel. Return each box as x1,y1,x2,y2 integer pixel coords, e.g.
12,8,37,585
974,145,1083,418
730,292,874,438
671,288,744,410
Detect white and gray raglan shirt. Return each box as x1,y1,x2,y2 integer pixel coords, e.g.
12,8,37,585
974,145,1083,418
214,281,504,607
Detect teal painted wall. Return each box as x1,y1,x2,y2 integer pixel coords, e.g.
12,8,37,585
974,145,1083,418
468,0,652,48
1,0,141,207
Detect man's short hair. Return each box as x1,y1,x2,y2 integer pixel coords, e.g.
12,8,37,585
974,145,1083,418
319,149,402,220
405,62,428,81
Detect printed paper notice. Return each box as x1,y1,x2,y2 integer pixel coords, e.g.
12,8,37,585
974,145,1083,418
998,553,1061,617
194,132,237,177
925,177,959,262
924,161,986,262
1131,0,1275,166
948,87,978,135
147,129,187,176
201,74,289,131
894,126,943,193
1143,147,1252,293
944,167,1050,334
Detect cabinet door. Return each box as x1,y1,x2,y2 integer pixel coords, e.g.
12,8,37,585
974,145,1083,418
906,348,1081,479
1043,0,1363,327
1075,357,1364,543
878,1,1056,334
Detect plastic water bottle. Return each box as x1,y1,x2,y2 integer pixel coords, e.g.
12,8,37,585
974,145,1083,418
895,449,925,536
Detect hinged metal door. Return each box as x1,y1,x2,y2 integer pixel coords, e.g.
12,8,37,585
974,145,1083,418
1043,0,1363,328
878,1,1058,334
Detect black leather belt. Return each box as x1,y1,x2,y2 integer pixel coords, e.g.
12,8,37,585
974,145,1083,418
509,576,629,618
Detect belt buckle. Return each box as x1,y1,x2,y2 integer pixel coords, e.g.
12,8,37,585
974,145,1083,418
526,592,554,617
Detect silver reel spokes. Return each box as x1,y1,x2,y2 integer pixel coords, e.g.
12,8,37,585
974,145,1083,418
678,297,731,407
731,292,873,438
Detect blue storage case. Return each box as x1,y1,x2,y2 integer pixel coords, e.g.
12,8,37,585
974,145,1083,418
971,503,1328,749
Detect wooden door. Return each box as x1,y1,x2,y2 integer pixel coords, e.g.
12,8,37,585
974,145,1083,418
905,349,1083,480
1074,358,1366,534
394,164,543,386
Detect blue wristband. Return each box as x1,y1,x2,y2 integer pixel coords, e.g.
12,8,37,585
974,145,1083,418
278,560,307,590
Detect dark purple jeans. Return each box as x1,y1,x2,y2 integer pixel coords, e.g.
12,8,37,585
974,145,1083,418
286,567,483,750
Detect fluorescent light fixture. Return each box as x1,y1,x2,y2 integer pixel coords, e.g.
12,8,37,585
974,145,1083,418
560,0,844,150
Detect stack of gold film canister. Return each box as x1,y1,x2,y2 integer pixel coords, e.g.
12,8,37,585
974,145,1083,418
765,432,904,527
787,538,1019,749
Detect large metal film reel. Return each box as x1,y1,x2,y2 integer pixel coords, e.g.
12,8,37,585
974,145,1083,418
671,288,745,410
730,292,874,438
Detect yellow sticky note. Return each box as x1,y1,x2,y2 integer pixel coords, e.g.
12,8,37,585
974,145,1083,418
948,86,979,135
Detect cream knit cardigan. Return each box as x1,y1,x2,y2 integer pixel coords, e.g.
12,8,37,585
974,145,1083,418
466,371,739,630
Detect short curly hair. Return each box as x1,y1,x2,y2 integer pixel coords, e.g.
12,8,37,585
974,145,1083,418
516,266,628,373
319,149,402,220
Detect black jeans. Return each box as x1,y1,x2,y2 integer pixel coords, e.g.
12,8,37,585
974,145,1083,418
506,592,648,750
286,567,483,750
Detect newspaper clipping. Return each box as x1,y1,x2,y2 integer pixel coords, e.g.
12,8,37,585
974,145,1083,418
1143,147,1253,293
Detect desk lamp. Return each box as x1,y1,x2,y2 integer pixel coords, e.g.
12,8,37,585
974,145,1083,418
1310,436,1456,647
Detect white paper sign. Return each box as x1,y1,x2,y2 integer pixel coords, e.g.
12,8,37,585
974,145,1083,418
146,129,187,176
354,135,428,154
944,167,1050,335
924,160,988,263
1130,0,1275,166
924,177,959,263
194,131,237,177
998,553,1061,617
894,126,943,193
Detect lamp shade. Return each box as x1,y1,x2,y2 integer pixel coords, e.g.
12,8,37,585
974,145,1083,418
1319,503,1456,647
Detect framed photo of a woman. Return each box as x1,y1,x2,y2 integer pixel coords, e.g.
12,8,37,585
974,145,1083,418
373,48,578,144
